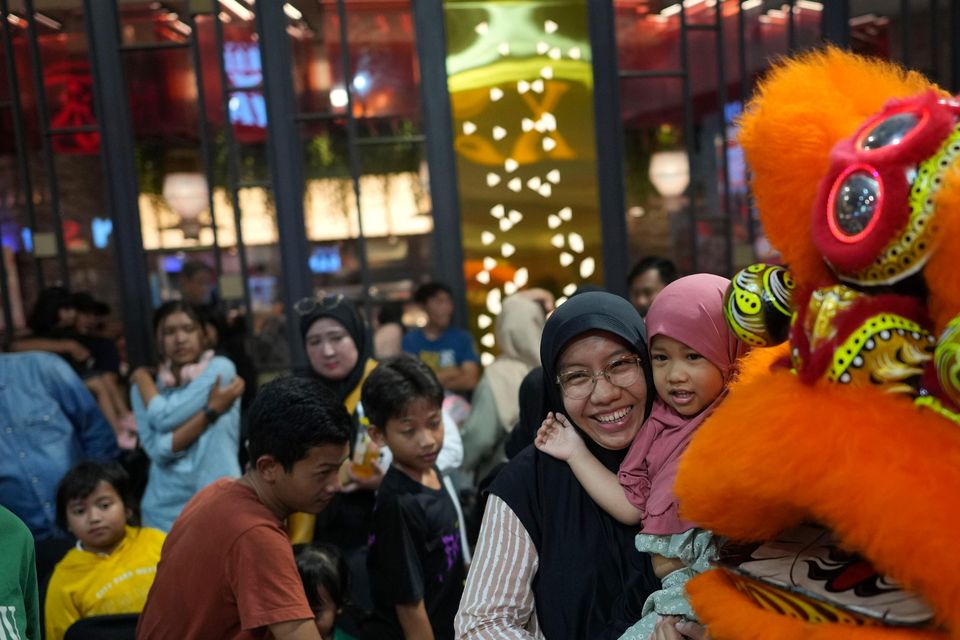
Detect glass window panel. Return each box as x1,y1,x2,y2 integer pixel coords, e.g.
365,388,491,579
357,141,432,295
0,106,32,333
617,1,828,278
122,48,198,140
621,76,691,271
291,0,431,307
118,1,191,47
694,218,727,276
343,3,423,130
53,145,120,320
235,141,271,185
615,3,682,73
849,0,948,86
287,1,424,126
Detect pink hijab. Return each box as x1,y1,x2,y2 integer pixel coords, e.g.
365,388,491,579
618,274,748,535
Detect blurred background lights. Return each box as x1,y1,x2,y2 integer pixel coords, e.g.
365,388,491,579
580,257,596,278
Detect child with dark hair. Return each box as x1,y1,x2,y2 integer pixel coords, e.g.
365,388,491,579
294,543,360,640
137,377,354,640
44,461,165,640
360,355,469,640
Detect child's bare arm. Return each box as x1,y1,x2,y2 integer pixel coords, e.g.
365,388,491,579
396,600,435,640
537,412,643,526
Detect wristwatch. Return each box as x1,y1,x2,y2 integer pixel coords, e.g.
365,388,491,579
203,405,221,423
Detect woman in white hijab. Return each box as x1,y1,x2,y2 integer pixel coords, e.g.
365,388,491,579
460,291,548,483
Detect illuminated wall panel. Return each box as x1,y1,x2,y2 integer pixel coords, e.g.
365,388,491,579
444,0,604,363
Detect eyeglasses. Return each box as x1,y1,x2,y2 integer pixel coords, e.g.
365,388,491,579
293,293,344,316
556,356,643,399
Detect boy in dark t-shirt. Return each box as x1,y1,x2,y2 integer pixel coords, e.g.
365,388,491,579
360,355,466,640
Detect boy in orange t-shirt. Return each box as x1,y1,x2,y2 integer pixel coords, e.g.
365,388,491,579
137,378,353,640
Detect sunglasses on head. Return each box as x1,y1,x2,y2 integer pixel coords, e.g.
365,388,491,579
293,293,345,316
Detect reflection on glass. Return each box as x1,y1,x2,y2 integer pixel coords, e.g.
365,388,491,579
0,1,123,334
288,0,423,126
616,1,820,276
290,0,432,303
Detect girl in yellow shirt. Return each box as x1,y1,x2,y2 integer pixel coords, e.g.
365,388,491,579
45,461,165,640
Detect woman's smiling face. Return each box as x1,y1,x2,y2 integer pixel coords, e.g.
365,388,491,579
556,331,648,451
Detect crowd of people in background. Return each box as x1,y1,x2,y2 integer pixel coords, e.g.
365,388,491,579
0,254,744,640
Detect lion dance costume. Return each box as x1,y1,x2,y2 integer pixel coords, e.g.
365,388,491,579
674,48,960,639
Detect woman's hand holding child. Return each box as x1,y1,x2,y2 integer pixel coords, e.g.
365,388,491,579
535,412,586,462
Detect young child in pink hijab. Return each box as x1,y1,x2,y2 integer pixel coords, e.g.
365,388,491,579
536,274,747,639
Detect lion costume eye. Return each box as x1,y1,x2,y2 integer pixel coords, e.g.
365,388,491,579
828,166,883,242
832,170,880,236
859,112,920,150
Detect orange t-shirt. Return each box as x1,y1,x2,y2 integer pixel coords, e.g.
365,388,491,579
137,479,313,639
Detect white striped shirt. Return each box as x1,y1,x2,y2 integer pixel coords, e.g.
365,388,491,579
455,495,544,639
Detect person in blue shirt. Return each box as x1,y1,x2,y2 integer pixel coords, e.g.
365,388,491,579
129,301,245,532
402,282,479,397
0,351,119,540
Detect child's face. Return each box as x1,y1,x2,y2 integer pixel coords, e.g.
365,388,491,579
65,480,129,555
650,334,725,417
374,397,444,477
311,585,337,640
159,310,205,366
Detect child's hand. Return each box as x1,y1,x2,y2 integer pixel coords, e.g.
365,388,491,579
535,412,585,461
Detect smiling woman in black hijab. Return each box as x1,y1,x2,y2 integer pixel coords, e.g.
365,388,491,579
456,291,659,640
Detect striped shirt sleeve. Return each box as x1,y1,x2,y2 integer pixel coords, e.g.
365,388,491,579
455,495,543,640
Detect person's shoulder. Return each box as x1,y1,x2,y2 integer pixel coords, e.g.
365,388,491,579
375,469,422,511
402,328,425,347
177,480,268,529
11,351,74,380
207,355,237,376
378,467,415,499
172,482,285,548
487,447,536,495
130,526,167,548
52,546,92,573
0,506,33,545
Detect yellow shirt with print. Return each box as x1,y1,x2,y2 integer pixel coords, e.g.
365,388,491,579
44,526,165,640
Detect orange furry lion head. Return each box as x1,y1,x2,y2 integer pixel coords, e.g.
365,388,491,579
676,48,960,639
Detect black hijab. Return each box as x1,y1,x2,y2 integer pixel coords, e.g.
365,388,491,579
489,291,659,640
299,297,373,405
